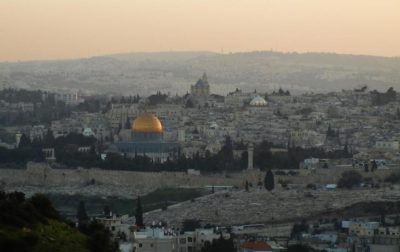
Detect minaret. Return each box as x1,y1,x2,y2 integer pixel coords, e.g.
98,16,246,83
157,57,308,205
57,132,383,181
247,143,254,170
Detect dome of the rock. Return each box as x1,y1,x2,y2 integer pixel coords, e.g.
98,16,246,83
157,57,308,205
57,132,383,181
132,113,163,133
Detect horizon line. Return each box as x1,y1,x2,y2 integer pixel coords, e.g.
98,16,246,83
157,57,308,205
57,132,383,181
1,49,399,64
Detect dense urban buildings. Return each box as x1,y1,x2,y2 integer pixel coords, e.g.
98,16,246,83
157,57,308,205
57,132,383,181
0,73,399,252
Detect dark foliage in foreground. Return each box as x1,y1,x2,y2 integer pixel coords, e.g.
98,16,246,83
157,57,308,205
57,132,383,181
0,191,118,252
201,236,236,252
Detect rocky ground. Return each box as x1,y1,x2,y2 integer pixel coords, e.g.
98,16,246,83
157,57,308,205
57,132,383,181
144,187,400,227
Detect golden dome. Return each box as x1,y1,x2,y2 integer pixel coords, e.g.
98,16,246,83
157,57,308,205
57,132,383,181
132,113,163,133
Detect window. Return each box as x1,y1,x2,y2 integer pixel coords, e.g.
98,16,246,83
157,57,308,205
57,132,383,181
187,237,193,242
139,243,142,248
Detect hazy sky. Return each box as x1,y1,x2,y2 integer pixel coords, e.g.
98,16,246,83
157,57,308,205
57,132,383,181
1,0,399,61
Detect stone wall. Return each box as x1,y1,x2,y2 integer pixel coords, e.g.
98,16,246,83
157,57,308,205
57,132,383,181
0,162,247,189
0,162,396,193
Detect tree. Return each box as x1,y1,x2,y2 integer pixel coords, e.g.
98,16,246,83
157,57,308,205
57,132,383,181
371,160,378,172
344,142,349,155
371,87,397,106
124,117,131,129
218,136,234,165
80,220,119,252
364,163,369,172
264,170,275,191
135,196,144,227
0,191,116,252
288,244,315,252
103,205,111,217
182,219,201,232
29,193,60,220
77,201,89,227
291,219,309,239
18,134,31,149
337,170,362,189
201,236,236,252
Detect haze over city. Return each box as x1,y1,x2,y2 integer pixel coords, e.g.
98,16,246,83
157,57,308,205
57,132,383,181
1,0,400,61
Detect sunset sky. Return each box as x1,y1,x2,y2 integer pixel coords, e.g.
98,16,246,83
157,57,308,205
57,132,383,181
1,0,399,61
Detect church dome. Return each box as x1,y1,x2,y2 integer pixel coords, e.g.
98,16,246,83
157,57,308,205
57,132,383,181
132,113,163,133
250,96,268,107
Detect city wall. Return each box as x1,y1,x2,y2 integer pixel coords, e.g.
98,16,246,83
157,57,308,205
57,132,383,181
0,162,396,193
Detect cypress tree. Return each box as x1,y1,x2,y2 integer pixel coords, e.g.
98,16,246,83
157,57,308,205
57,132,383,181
264,170,275,191
18,134,31,149
135,196,144,227
103,205,111,217
43,129,55,148
77,201,89,227
124,117,131,129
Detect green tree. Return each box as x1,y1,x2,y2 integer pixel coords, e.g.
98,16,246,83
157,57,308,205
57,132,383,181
182,219,201,232
80,221,119,252
291,219,309,239
43,130,55,148
288,244,316,252
201,236,236,252
29,194,60,220
76,201,89,227
124,117,131,129
264,170,275,191
218,136,234,169
103,205,111,217
371,160,378,172
18,134,31,149
135,196,144,227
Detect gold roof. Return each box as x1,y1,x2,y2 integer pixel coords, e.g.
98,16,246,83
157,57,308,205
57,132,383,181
132,113,163,133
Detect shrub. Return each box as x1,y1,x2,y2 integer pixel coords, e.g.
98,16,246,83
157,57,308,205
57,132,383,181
338,170,362,189
384,173,400,184
306,183,317,190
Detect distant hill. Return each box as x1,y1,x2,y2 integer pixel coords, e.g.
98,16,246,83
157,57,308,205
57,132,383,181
0,51,399,95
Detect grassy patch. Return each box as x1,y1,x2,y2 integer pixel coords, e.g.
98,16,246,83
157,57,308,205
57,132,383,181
47,187,205,216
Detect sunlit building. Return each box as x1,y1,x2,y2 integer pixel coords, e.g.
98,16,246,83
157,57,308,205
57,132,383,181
107,113,179,163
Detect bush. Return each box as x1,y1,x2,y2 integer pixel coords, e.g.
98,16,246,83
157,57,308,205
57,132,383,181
306,184,317,190
338,170,363,189
384,173,400,184
278,179,291,188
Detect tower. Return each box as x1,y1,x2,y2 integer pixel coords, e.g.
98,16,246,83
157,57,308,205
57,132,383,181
247,143,254,170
